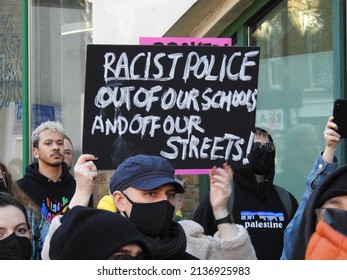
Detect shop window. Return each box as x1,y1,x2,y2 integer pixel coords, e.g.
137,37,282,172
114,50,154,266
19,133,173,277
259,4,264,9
248,0,333,200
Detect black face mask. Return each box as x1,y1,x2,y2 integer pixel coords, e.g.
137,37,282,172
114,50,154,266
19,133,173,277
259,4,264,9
322,208,347,237
122,193,175,238
0,232,32,260
0,187,8,193
252,149,275,175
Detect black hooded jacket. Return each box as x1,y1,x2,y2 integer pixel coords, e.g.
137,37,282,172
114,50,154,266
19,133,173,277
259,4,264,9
193,131,298,260
291,165,347,259
17,162,76,224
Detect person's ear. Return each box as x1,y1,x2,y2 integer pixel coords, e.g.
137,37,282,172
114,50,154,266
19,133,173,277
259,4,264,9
113,191,127,212
32,148,39,159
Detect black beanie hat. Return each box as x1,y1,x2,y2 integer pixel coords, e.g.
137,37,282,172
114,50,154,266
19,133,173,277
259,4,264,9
49,206,150,260
291,165,347,260
317,167,347,208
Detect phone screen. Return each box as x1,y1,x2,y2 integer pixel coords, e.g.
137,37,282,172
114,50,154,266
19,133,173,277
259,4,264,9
333,99,347,138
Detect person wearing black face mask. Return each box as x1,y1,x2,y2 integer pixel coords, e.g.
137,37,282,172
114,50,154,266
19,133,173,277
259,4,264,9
193,127,298,260
291,164,347,259
0,192,33,260
251,140,275,176
53,154,256,260
120,192,175,238
108,154,257,260
0,161,48,260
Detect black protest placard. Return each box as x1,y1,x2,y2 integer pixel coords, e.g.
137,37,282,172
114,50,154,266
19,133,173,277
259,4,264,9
83,44,260,172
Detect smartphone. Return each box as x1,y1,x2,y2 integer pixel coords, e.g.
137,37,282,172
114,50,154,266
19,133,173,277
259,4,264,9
333,99,347,138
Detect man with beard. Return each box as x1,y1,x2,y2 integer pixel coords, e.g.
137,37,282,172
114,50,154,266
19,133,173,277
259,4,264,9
193,127,298,260
17,121,77,224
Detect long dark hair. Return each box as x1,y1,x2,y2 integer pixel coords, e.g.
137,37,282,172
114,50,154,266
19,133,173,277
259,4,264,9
0,161,41,222
0,192,31,230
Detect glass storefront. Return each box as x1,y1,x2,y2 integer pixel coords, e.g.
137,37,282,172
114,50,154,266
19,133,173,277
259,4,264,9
0,0,23,180
0,0,342,203
249,0,334,199
29,0,92,170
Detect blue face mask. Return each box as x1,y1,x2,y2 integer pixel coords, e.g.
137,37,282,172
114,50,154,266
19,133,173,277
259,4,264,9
0,232,32,260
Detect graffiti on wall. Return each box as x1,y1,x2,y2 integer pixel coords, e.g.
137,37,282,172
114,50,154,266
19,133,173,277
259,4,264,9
0,13,22,111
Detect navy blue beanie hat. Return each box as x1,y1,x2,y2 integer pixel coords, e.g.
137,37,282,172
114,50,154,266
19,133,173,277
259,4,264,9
109,154,185,194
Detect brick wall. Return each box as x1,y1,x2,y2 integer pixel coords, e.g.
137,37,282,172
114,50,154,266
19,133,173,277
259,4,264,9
92,171,202,219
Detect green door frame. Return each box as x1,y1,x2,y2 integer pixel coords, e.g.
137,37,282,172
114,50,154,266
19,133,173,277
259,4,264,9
21,0,29,171
333,0,346,164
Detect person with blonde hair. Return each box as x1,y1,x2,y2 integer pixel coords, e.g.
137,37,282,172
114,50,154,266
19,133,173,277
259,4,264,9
17,121,77,225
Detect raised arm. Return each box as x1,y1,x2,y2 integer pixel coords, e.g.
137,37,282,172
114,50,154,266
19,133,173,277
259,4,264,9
69,154,98,208
322,116,340,164
209,163,238,238
281,116,340,259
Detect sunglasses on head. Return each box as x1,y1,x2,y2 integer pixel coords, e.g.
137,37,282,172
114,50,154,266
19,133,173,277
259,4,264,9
253,142,275,152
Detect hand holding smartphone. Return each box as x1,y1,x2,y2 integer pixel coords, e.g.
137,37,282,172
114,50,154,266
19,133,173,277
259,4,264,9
333,99,347,138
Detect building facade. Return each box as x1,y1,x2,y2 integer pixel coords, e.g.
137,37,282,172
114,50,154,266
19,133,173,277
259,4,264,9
0,0,345,212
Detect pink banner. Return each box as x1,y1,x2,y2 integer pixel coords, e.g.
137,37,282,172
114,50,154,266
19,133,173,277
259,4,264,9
140,37,232,46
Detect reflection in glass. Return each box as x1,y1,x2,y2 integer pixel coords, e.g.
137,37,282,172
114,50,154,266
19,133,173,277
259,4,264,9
249,0,333,200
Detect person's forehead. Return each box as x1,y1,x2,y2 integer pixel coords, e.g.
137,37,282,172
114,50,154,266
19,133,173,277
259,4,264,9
118,243,143,253
39,130,63,141
157,184,177,191
130,184,177,193
254,134,269,142
0,205,26,227
64,139,72,149
325,195,347,203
